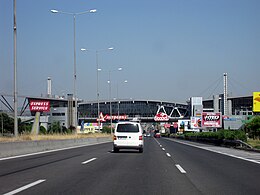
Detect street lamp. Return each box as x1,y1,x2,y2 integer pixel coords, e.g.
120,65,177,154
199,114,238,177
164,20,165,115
51,8,96,128
13,0,18,136
80,47,113,131
117,80,128,119
107,67,123,134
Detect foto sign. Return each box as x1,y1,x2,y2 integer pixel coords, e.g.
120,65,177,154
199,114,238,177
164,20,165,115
201,112,222,128
29,100,50,112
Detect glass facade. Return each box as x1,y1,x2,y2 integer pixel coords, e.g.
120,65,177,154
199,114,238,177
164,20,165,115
78,100,189,118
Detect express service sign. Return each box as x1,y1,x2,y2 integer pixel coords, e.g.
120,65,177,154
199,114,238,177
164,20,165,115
29,100,50,112
201,112,222,128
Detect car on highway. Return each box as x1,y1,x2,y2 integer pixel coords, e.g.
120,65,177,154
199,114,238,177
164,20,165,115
113,121,144,153
154,132,161,138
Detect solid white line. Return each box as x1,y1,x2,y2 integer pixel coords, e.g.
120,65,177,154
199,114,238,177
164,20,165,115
3,179,46,195
166,153,171,157
176,164,186,173
82,158,97,165
170,139,260,165
0,141,110,161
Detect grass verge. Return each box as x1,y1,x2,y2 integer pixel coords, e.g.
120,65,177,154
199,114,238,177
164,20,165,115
247,139,260,149
0,133,112,142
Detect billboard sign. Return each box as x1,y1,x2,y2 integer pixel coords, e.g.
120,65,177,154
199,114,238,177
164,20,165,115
98,112,127,122
178,120,190,133
29,100,50,112
154,112,169,121
190,117,202,129
201,112,222,128
253,92,260,112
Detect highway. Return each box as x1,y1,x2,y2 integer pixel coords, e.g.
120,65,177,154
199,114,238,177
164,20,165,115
0,138,260,195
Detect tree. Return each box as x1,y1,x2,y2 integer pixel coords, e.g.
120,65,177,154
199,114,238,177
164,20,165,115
48,121,62,134
245,116,260,139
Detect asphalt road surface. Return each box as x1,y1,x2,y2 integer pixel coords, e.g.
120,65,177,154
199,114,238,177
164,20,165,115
0,138,260,195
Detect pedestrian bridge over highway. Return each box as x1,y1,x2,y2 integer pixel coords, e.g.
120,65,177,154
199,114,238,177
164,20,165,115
78,99,189,123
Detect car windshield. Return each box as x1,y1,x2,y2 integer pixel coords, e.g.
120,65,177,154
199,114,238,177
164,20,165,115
117,124,139,133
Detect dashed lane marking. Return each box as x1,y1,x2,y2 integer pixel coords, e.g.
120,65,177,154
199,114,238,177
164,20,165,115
176,164,186,174
3,179,46,195
82,158,97,165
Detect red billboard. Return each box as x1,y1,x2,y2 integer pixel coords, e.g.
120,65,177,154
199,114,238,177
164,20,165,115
29,100,50,112
201,112,222,128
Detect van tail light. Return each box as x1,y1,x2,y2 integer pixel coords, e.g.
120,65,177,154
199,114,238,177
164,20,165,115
139,135,143,140
113,135,117,140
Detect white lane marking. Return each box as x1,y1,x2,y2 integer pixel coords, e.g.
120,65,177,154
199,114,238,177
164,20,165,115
0,141,110,161
82,158,97,165
153,137,161,145
176,164,186,174
162,148,165,151
3,179,46,195
166,153,171,157
160,145,162,147
169,139,260,165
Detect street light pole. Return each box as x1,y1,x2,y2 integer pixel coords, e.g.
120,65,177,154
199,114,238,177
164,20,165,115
117,80,128,119
108,71,112,134
13,0,18,137
80,47,113,132
106,67,123,134
51,9,96,129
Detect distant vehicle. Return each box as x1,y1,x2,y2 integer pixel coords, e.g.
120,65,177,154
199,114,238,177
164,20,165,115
113,121,144,153
154,133,161,138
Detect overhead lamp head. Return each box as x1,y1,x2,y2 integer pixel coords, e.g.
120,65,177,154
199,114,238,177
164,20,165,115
51,9,59,13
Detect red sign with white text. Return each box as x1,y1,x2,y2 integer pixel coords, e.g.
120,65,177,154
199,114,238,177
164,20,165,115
201,112,222,128
98,112,127,122
29,100,50,112
154,112,169,121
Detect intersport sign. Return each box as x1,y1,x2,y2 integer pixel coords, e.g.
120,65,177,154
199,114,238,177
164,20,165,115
201,112,222,128
154,112,169,121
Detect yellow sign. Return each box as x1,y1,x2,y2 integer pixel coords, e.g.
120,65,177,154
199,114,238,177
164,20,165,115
253,92,260,112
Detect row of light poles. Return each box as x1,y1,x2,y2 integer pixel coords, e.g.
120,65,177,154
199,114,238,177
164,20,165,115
50,8,96,128
80,47,114,131
12,6,126,135
51,9,127,132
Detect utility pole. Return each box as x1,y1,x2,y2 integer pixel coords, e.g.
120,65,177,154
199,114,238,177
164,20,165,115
14,0,18,137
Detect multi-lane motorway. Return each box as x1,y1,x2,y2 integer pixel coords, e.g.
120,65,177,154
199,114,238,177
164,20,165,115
1,138,260,195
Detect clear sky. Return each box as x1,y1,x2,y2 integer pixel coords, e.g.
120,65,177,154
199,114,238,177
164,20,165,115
1,0,259,104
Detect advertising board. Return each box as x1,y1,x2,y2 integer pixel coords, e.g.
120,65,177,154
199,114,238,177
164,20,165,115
154,112,169,121
190,117,202,129
253,92,260,112
29,100,50,112
178,120,190,133
201,112,222,128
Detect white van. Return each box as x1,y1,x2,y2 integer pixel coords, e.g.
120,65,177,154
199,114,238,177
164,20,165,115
113,121,144,153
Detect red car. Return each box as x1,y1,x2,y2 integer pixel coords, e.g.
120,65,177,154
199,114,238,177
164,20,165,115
154,133,161,138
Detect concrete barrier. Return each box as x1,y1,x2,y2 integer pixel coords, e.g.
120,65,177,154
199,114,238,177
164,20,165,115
0,137,112,158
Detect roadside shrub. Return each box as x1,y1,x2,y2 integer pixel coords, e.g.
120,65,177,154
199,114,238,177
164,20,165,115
102,126,112,134
182,130,246,142
39,126,47,135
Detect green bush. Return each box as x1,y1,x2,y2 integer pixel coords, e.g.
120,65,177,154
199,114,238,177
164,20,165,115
182,130,246,142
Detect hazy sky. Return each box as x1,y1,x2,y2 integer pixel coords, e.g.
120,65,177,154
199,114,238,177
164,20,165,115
1,0,259,104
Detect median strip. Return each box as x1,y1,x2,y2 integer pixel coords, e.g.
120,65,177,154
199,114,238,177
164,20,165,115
82,158,97,165
3,179,46,195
